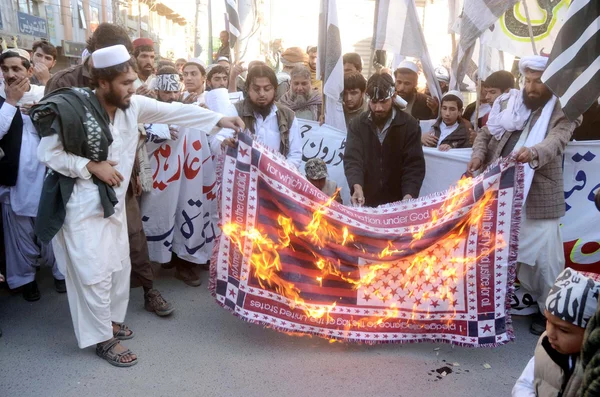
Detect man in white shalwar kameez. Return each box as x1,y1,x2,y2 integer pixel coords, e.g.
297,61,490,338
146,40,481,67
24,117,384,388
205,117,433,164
0,48,64,302
35,45,244,367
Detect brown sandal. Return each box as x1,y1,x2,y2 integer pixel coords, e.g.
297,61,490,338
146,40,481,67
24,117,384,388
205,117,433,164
96,338,138,367
113,323,135,340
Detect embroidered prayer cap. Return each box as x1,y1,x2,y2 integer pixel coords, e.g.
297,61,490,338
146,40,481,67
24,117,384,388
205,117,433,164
305,158,328,180
519,55,549,75
155,74,181,92
396,60,419,75
545,268,600,329
281,47,308,66
443,90,464,103
2,48,31,62
435,66,450,83
184,57,206,74
133,37,154,49
92,44,131,69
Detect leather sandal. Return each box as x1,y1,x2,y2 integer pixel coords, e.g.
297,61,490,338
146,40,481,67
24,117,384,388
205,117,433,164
113,323,135,340
96,338,138,368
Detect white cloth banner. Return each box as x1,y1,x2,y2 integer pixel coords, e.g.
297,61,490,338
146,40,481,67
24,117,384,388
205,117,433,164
141,126,218,264
298,119,600,272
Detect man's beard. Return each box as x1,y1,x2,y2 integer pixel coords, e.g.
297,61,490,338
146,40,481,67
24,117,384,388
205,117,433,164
105,88,131,111
397,89,416,101
290,91,310,107
250,96,276,117
372,108,392,125
523,88,553,110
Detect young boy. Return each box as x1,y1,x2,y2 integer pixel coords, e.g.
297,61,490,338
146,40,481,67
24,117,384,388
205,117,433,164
421,90,470,151
305,158,342,204
512,268,600,397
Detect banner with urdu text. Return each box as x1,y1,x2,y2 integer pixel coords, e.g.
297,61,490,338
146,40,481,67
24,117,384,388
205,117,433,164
211,132,522,346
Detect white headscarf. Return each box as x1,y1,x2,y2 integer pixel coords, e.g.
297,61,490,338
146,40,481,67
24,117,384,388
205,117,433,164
519,55,549,75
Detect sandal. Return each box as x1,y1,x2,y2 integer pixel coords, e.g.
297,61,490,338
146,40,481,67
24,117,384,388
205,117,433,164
113,323,135,340
95,338,138,367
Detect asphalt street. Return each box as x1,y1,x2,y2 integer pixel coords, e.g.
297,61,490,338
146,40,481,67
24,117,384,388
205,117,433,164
0,266,538,397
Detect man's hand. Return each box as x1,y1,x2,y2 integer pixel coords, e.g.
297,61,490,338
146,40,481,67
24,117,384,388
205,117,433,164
230,61,246,78
169,126,179,140
221,137,237,149
402,194,413,201
87,160,124,187
217,116,245,133
5,77,29,106
438,144,452,152
136,85,156,99
180,92,199,104
32,63,51,85
20,102,36,116
515,147,535,163
426,95,439,114
466,158,482,177
421,132,438,147
351,184,365,207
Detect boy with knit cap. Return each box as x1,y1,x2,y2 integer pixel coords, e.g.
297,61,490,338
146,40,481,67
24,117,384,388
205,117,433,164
512,268,600,396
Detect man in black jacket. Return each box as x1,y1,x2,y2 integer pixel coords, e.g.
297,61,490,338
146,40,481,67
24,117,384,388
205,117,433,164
344,73,426,207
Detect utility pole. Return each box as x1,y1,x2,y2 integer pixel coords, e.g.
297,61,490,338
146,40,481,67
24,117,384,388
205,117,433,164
207,0,214,63
112,0,125,28
194,0,201,57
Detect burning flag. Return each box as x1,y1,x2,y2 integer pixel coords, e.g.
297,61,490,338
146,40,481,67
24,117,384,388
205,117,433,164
210,133,524,347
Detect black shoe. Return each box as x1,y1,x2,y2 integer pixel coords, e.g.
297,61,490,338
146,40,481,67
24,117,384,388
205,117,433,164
54,278,67,293
530,313,546,335
23,281,41,302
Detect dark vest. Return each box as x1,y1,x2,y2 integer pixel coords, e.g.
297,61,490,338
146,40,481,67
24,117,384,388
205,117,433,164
234,99,295,157
0,96,23,186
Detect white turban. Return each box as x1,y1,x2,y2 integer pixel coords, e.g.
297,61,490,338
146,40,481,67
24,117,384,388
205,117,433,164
519,55,549,75
546,268,600,329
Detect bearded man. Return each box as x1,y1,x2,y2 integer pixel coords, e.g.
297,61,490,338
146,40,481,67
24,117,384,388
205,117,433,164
33,45,244,366
278,66,322,121
132,38,156,97
394,60,438,121
467,56,581,336
140,66,218,287
206,65,229,90
220,64,302,168
344,73,425,207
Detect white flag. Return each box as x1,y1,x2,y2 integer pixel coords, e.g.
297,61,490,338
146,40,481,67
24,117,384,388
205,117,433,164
372,0,443,103
317,0,347,132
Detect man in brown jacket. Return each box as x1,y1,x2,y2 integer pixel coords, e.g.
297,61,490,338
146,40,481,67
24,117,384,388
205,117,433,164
467,56,580,336
44,23,173,317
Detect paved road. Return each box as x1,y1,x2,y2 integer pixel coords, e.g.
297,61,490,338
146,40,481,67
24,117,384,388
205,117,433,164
0,266,538,397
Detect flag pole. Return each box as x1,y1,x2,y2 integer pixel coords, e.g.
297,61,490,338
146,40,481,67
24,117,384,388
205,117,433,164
521,0,538,55
367,48,375,77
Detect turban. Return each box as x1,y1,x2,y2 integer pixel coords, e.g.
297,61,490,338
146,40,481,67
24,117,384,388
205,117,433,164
92,45,130,69
155,74,181,92
519,55,549,75
281,47,308,67
435,66,450,83
546,268,600,329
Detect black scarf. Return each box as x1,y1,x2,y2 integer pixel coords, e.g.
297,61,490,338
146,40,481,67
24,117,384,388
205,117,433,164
30,87,117,243
0,96,23,186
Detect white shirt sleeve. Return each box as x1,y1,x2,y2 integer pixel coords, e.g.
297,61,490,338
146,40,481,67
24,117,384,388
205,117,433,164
133,95,223,133
210,127,235,156
0,102,17,140
512,357,536,397
37,134,92,179
286,117,302,169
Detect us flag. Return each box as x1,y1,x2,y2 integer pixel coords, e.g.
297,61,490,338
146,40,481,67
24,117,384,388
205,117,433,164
210,133,523,347
542,0,600,121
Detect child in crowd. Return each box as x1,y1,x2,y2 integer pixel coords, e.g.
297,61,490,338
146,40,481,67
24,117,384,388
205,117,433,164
421,91,471,151
512,268,600,397
305,158,342,204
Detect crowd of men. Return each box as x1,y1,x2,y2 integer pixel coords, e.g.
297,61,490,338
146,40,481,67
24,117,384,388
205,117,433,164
0,22,599,383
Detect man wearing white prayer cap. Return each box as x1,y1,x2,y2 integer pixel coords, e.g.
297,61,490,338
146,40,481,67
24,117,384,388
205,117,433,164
468,55,581,336
33,44,245,367
393,60,438,121
181,57,207,105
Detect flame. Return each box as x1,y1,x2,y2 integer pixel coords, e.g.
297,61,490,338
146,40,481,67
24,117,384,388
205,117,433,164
222,174,506,338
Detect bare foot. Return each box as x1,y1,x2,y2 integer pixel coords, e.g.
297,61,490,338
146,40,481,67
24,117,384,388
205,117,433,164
112,322,133,338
